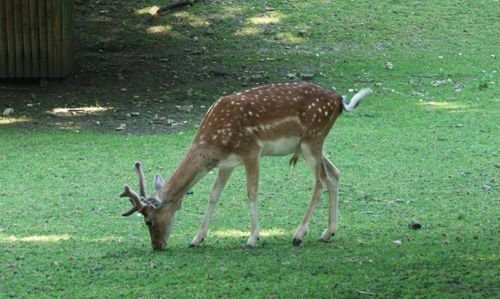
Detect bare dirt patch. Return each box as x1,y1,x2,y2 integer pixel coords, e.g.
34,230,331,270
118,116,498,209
0,1,240,134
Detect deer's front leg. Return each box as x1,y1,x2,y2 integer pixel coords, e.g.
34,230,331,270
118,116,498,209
190,167,234,247
244,156,260,247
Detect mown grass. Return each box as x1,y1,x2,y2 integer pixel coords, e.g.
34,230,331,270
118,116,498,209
1,0,498,297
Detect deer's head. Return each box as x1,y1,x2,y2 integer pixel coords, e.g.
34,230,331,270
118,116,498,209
120,162,177,250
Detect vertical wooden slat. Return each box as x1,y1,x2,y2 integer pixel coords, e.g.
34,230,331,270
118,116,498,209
21,0,32,77
52,0,62,77
61,0,74,76
46,0,55,77
0,0,74,78
0,0,7,78
13,0,23,77
29,0,40,77
5,0,16,77
38,0,48,78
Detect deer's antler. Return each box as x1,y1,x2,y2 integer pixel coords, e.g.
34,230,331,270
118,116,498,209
120,185,145,216
134,161,147,198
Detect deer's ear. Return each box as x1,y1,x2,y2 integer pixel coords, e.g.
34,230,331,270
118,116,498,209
154,174,165,191
144,196,162,209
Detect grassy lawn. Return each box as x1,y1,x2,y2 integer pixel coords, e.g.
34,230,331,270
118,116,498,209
1,0,498,297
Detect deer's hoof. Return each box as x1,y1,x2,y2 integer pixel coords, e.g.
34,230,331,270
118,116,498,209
292,238,302,246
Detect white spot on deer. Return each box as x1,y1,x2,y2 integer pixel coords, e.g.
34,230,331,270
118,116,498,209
212,135,218,140
325,111,328,116
248,111,253,116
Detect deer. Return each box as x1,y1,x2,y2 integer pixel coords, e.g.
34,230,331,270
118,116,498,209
119,82,372,250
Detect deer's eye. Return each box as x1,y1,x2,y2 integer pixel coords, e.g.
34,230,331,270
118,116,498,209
145,220,153,227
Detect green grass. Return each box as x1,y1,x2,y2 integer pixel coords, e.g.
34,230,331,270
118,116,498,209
1,0,499,297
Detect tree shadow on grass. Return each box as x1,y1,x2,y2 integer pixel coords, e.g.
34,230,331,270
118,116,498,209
0,0,318,134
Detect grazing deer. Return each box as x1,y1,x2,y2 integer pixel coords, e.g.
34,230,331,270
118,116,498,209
120,83,372,250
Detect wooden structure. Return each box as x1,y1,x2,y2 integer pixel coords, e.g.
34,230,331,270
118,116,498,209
0,0,75,78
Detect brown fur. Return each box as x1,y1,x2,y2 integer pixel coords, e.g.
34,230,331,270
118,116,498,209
120,82,369,250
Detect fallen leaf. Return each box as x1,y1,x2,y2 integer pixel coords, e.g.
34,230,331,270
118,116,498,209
116,123,126,131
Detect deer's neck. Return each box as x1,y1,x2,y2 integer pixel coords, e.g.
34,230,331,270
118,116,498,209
161,148,217,202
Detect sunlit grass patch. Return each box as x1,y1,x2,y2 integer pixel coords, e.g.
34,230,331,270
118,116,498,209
235,26,261,37
0,116,31,125
147,24,174,34
212,228,286,238
275,32,305,44
0,234,71,243
248,13,282,25
48,106,112,117
420,101,473,110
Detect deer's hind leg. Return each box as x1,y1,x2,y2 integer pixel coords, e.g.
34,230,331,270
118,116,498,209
320,156,340,242
292,142,325,246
